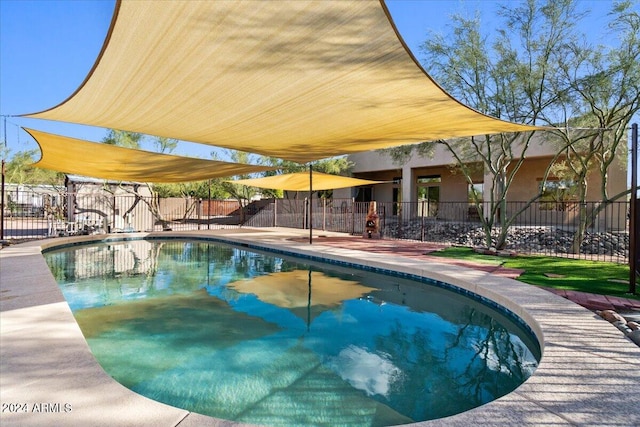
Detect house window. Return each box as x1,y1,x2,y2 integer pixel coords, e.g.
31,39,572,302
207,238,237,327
417,175,440,217
417,175,441,184
355,186,373,202
539,179,578,210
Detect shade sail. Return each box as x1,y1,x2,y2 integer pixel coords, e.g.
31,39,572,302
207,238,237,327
25,128,275,183
24,0,539,164
229,172,385,192
228,269,376,323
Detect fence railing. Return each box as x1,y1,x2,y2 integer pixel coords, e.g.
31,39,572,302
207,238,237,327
245,198,630,263
1,192,245,240
1,190,631,263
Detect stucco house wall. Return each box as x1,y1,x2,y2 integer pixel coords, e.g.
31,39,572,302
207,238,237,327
347,133,627,205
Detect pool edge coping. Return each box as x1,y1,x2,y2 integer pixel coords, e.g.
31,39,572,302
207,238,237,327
2,229,639,427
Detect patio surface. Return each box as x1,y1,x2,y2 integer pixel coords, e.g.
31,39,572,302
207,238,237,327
1,228,639,427
295,235,640,313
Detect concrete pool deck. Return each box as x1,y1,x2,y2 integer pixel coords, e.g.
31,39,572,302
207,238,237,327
1,228,639,427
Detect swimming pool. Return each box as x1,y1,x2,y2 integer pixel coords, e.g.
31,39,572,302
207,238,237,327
44,238,540,426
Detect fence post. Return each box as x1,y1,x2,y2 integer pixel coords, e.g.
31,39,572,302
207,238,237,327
351,197,355,235
630,123,638,294
1,160,4,240
273,198,277,227
111,194,116,233
304,197,308,230
421,200,425,241
322,197,326,231
197,198,202,230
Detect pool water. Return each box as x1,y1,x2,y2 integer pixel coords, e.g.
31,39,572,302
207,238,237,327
45,239,539,426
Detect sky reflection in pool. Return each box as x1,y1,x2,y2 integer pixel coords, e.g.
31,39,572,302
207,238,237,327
45,239,539,426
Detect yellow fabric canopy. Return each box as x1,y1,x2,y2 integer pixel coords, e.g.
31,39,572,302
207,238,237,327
24,0,539,164
229,171,385,192
25,128,275,183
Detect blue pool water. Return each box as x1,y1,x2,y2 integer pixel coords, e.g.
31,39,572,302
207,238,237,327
44,239,540,426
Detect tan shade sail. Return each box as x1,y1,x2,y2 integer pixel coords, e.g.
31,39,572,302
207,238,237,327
25,128,275,183
229,172,385,192
230,270,374,309
24,0,539,164
228,269,376,323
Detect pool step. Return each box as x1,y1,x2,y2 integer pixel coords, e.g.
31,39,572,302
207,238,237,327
132,337,413,426
236,360,413,427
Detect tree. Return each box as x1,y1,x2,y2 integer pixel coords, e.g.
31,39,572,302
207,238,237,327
2,148,66,219
102,129,143,148
96,130,169,228
386,0,636,251
536,1,640,252
387,0,583,249
151,135,178,154
3,149,65,186
222,150,263,223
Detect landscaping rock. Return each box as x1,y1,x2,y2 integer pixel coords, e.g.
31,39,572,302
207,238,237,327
613,321,632,334
628,330,640,346
381,220,629,260
594,310,640,348
597,310,626,323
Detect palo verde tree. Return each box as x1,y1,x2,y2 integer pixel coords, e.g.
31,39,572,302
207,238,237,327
221,149,265,223
544,1,640,252
97,130,186,229
504,1,640,253
386,0,585,249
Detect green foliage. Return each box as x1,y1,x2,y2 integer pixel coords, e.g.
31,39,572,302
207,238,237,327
151,136,178,154
101,130,143,148
152,180,230,199
429,247,637,300
384,0,639,251
502,256,635,300
3,149,64,185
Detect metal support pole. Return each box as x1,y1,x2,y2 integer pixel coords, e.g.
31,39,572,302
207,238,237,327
197,198,202,230
1,116,6,240
421,200,425,241
1,160,5,240
630,123,638,294
309,163,313,244
322,197,326,231
351,197,355,235
273,198,277,227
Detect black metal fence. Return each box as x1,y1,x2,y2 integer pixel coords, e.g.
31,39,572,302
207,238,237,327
1,190,631,263
0,192,245,240
245,198,631,263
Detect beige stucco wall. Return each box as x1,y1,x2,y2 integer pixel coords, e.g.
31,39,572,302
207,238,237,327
507,156,627,201
348,132,628,205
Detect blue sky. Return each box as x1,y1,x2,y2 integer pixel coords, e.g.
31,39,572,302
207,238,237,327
0,0,630,161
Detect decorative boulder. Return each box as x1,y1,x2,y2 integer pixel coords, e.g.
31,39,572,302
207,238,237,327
597,310,626,323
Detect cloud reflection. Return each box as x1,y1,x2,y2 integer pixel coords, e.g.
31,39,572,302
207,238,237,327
329,345,403,398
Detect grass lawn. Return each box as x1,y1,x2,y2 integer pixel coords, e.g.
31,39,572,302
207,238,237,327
429,247,639,301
